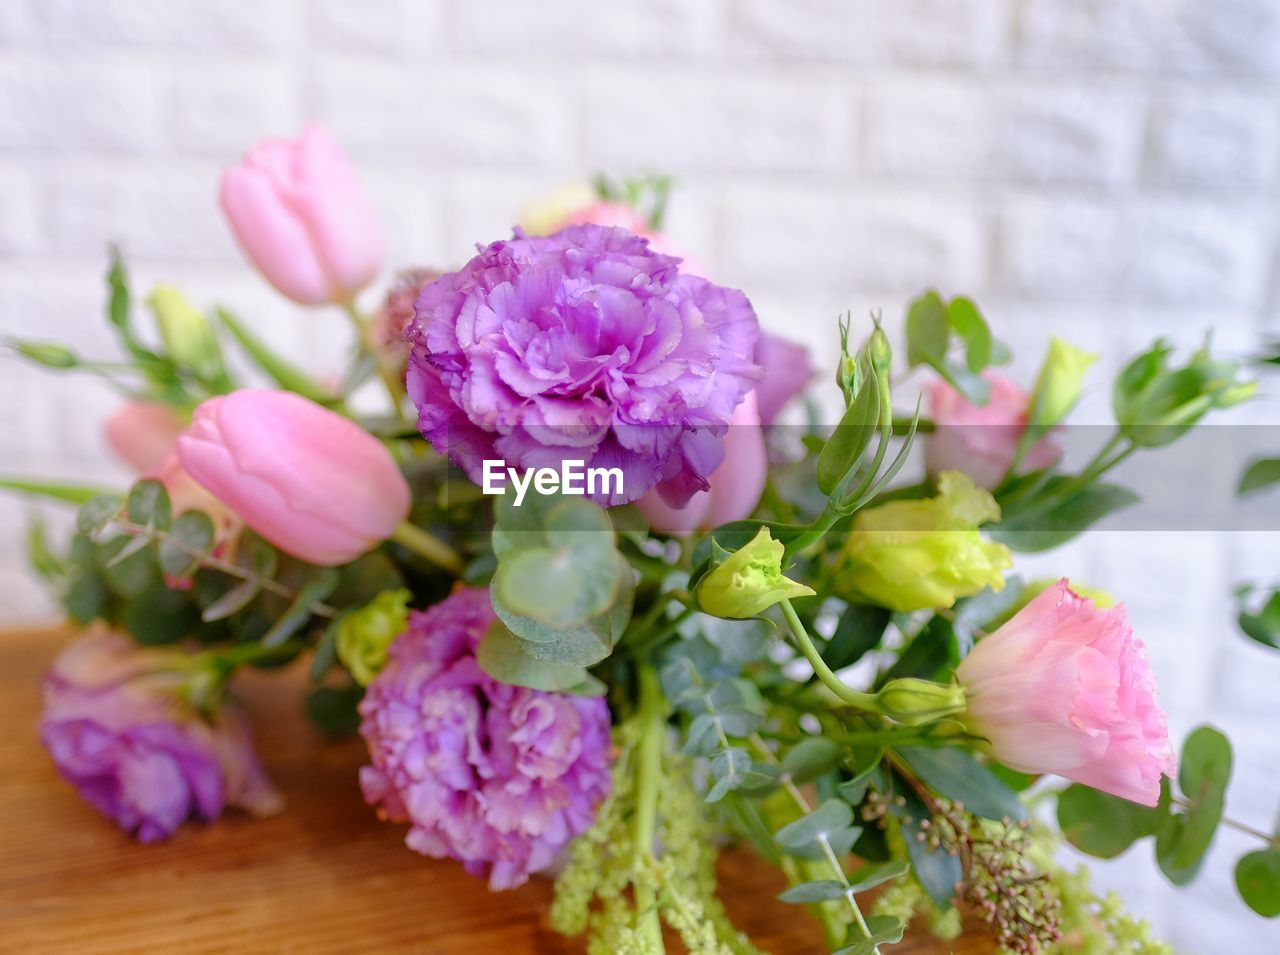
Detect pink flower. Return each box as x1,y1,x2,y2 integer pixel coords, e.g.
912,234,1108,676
754,331,814,426
636,391,767,534
219,124,382,305
176,389,410,566
556,201,708,276
926,372,1061,489
41,633,281,841
151,450,242,552
956,580,1176,806
104,401,186,474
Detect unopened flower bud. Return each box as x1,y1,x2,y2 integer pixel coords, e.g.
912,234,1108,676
697,527,815,619
14,340,77,368
875,678,967,726
336,588,412,686
147,286,225,383
1028,337,1097,431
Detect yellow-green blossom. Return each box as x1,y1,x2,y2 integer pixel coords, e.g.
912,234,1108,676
336,588,411,685
147,286,224,382
697,527,815,619
839,471,1011,612
1029,337,1097,430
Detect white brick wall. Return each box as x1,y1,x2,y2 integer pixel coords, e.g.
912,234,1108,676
0,1,1277,946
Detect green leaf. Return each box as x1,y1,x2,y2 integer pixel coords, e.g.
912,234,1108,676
879,615,957,685
846,859,910,893
1056,784,1162,859
991,482,1140,553
822,602,890,670
97,535,158,598
948,297,991,373
721,794,782,865
777,880,849,904
475,620,594,692
123,583,200,645
0,477,114,505
304,685,363,736
25,518,65,583
261,570,338,648
891,775,961,909
65,571,111,624
706,748,780,802
1235,849,1280,917
896,746,1026,822
217,307,333,403
76,494,124,536
126,479,172,531
1164,725,1231,871
310,610,348,682
1239,458,1280,495
905,291,950,369
774,798,860,859
833,915,906,955
1238,588,1280,651
836,748,884,806
818,364,881,496
201,578,261,622
158,511,215,578
781,737,843,784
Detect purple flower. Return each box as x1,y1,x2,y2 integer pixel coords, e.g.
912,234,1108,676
754,330,815,426
406,224,761,506
40,633,282,842
358,588,613,889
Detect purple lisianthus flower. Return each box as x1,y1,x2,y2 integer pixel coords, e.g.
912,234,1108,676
40,633,283,842
358,588,613,890
406,224,761,506
754,330,815,426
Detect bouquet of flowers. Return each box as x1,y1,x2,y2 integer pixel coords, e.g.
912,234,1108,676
6,125,1278,954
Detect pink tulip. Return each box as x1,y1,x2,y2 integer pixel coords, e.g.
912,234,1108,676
636,391,767,534
754,331,814,426
219,124,382,305
104,401,187,474
176,389,410,566
956,580,1176,806
925,371,1061,490
151,450,242,551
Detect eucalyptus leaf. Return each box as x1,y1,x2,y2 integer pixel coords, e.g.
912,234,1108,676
845,859,910,893
261,570,338,648
475,620,594,692
782,737,843,784
77,494,123,536
158,511,215,578
775,798,856,858
1056,784,1162,859
706,748,779,802
127,479,172,531
777,880,849,904
1235,849,1280,917
897,746,1026,822
1164,725,1231,871
891,775,960,909
124,583,199,645
833,915,906,955
201,578,261,622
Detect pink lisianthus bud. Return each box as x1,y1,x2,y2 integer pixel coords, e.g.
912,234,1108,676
219,124,382,305
956,580,1176,806
176,389,410,566
635,391,767,534
754,331,814,426
40,633,282,841
925,372,1062,489
104,401,187,474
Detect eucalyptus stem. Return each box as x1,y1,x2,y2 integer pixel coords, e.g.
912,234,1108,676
780,599,878,711
389,521,465,576
748,733,877,950
633,664,666,951
1170,796,1279,847
113,518,337,617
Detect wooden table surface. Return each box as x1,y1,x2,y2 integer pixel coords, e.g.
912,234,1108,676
0,627,992,954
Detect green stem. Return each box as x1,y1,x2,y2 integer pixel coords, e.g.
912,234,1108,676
1170,796,1279,847
389,521,465,576
628,605,695,659
786,502,844,557
633,664,666,951
342,301,404,410
780,599,878,711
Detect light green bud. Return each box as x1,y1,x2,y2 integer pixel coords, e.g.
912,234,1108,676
874,677,967,726
147,286,225,382
336,589,412,686
697,527,816,619
13,340,78,368
1028,337,1097,430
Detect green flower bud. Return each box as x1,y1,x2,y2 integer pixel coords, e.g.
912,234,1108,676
12,340,78,368
1028,337,1097,430
147,286,226,382
697,527,816,619
839,471,1011,613
874,677,966,726
868,324,893,376
336,588,412,686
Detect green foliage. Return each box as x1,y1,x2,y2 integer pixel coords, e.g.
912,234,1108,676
904,291,1005,404
1157,726,1231,883
890,775,961,910
1235,849,1280,918
216,307,333,403
158,512,215,578
0,477,113,505
481,491,633,689
1237,585,1280,651
832,915,906,955
1238,457,1280,495
304,684,363,736
774,798,861,860
821,602,891,670
992,481,1140,553
477,620,602,693
896,747,1025,822
1057,785,1162,859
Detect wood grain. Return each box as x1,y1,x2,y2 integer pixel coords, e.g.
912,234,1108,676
0,628,993,954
